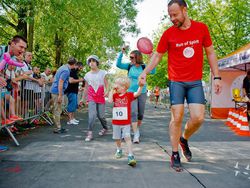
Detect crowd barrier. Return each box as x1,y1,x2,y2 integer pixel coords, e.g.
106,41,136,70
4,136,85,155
0,80,53,146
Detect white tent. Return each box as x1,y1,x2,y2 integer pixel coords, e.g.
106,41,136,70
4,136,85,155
210,43,250,119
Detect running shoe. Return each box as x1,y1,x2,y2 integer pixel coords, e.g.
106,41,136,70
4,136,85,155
67,120,79,125
133,130,140,144
98,128,108,136
72,118,80,123
53,128,67,134
85,131,93,141
128,155,137,167
133,136,140,144
115,149,123,159
9,115,23,121
1,119,15,125
170,153,183,172
179,136,192,161
0,145,8,152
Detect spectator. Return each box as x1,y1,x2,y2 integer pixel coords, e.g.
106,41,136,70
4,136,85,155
154,86,160,108
116,47,155,143
16,52,42,117
242,70,250,121
0,35,27,152
50,57,77,134
65,62,84,125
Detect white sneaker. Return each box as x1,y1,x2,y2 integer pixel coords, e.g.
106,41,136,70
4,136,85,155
85,131,93,141
133,129,140,144
133,136,140,144
67,120,79,125
73,118,79,123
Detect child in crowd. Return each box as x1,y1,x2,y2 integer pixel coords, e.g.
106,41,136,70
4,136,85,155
84,55,109,141
108,76,143,167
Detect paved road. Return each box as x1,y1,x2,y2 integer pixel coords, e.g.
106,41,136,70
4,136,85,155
0,102,250,188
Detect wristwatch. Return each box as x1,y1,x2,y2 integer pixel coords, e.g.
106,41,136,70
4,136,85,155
213,76,222,80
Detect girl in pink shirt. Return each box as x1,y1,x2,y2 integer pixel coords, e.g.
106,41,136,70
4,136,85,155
84,55,109,141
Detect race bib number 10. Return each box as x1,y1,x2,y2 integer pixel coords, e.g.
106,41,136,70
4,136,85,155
113,107,128,120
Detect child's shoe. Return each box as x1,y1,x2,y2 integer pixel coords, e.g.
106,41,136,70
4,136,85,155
115,149,123,159
0,145,8,152
1,119,15,125
128,155,137,167
9,115,23,121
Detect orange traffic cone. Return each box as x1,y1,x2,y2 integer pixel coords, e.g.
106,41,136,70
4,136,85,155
231,109,240,131
234,110,243,132
225,108,233,127
236,111,250,136
228,109,236,128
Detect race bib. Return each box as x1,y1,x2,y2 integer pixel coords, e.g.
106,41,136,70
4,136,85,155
113,107,128,120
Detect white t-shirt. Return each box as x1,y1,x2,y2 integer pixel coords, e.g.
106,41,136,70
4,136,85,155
84,70,107,93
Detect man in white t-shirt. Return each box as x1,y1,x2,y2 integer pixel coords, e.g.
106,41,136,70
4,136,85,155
15,52,42,116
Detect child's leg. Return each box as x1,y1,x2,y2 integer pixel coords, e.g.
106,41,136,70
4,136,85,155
113,125,123,158
113,125,122,148
9,95,16,115
124,137,133,156
123,126,133,156
97,103,108,130
115,139,122,149
1,99,6,119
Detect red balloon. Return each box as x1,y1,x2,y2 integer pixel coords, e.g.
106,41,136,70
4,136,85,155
137,37,153,54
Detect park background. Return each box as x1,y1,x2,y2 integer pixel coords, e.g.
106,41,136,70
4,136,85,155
0,0,249,89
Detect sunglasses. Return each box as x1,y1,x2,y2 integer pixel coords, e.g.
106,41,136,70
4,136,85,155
130,56,135,59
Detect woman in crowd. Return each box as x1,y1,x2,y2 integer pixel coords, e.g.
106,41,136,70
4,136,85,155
116,47,156,143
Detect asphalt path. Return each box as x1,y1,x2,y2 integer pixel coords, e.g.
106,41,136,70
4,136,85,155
0,102,250,188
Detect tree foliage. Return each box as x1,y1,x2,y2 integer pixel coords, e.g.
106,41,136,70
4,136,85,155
146,0,250,88
0,0,141,72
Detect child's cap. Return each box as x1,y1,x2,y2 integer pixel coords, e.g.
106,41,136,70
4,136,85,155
86,55,100,65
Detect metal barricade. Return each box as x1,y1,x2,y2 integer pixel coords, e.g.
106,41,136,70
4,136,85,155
0,79,53,146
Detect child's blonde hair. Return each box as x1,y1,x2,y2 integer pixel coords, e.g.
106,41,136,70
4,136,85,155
115,76,130,89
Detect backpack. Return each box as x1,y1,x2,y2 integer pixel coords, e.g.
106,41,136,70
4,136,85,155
127,64,146,75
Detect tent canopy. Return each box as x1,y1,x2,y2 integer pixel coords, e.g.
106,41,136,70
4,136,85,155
211,43,250,119
218,43,250,71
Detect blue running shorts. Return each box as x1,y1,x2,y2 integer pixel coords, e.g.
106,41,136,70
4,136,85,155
169,80,205,105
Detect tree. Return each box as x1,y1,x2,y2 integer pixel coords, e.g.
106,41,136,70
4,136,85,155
146,0,250,88
0,0,141,70
0,0,36,51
